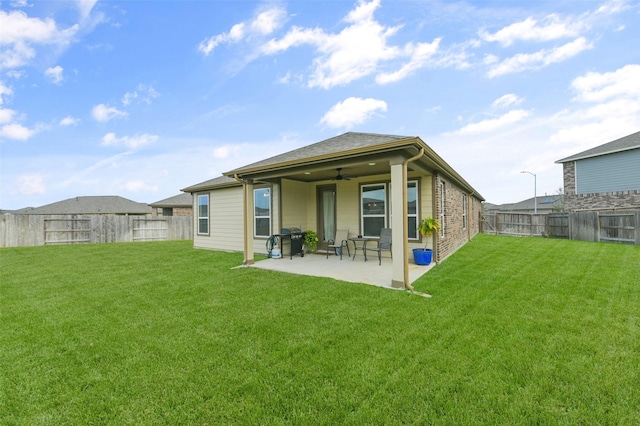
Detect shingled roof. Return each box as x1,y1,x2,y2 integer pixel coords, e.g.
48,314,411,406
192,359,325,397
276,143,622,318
226,132,413,173
23,196,151,215
150,193,193,208
556,130,640,163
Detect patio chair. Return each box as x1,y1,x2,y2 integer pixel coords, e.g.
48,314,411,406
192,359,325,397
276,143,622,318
327,229,351,260
365,228,392,265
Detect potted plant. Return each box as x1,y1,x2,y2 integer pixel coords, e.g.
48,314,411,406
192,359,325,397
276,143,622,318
303,230,319,253
413,217,441,265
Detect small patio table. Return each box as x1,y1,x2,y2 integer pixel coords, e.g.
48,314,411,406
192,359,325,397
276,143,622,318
349,237,372,261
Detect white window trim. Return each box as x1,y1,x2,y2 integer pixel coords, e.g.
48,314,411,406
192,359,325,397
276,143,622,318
462,193,468,230
254,187,271,238
407,180,419,240
440,181,445,238
197,194,209,235
361,183,387,238
361,181,420,239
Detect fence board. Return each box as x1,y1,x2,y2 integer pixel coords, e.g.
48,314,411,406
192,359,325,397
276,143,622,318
0,215,192,247
481,210,639,245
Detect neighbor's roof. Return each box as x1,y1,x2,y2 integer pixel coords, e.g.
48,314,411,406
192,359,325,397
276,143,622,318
181,175,241,193
150,193,193,207
227,132,412,173
556,130,640,163
23,196,152,215
485,195,562,212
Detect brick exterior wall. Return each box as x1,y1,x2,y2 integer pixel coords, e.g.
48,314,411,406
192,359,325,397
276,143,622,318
434,173,482,262
563,162,640,211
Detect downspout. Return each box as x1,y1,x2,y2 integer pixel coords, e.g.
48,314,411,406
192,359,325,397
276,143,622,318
402,148,425,291
432,173,438,263
234,174,250,265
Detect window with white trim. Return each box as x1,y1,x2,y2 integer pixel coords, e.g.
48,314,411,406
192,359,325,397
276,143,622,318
361,183,387,237
254,187,271,237
362,181,420,239
440,181,446,237
462,193,468,230
197,194,209,235
408,180,419,240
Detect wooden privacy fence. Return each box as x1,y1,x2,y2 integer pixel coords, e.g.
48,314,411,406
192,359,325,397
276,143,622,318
0,215,192,247
480,210,640,245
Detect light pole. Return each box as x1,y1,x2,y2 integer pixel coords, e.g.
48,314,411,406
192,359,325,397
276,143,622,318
521,171,537,213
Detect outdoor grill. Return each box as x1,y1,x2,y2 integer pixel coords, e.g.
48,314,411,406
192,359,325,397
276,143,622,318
274,227,305,259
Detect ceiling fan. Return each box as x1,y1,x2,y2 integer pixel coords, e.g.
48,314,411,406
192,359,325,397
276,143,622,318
332,168,353,181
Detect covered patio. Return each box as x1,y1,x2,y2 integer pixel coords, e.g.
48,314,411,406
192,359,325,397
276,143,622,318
248,251,436,289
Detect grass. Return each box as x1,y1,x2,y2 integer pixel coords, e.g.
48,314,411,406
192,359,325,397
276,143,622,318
1,235,639,424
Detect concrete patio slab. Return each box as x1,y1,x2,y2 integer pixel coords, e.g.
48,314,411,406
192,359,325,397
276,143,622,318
248,251,436,290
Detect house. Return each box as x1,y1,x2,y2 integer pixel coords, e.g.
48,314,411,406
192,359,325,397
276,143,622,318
150,193,193,217
556,131,640,211
182,132,484,290
20,196,152,215
484,195,563,214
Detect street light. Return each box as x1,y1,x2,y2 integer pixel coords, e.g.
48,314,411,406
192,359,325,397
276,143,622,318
520,171,537,214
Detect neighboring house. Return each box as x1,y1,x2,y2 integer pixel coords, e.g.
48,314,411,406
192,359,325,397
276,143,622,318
20,196,152,215
182,132,484,290
150,193,193,217
485,195,563,214
556,131,640,212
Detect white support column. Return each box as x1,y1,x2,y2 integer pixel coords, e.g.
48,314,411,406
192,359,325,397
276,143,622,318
244,180,255,265
390,159,406,289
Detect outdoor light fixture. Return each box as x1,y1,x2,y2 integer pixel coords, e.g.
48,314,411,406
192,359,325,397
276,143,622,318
520,170,537,213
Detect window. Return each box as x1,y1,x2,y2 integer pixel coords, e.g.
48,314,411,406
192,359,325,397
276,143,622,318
439,181,445,237
197,194,209,235
361,184,387,237
408,180,418,240
462,193,468,230
254,187,271,237
361,181,419,238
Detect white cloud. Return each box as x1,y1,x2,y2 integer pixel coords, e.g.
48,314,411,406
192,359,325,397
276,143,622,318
0,81,13,105
480,14,585,47
487,37,593,78
10,0,30,8
571,64,640,102
0,122,35,140
0,108,16,123
453,109,531,135
76,0,99,20
92,103,127,122
44,65,63,84
0,10,79,69
376,39,441,84
122,84,159,106
120,180,159,193
59,116,79,126
320,97,387,129
199,5,286,55
15,173,46,195
493,94,524,109
101,132,158,150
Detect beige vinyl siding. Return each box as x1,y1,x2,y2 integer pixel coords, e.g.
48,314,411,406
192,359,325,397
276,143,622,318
194,187,244,252
281,179,308,229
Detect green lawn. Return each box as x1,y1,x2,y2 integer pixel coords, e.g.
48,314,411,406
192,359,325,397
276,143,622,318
1,235,639,424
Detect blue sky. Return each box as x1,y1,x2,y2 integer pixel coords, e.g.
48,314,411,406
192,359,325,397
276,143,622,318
1,0,639,210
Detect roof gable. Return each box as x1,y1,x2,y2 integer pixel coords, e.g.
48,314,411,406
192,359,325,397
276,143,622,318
556,130,640,163
150,193,193,207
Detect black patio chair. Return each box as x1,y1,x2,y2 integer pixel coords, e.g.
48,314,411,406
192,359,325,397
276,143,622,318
365,228,392,265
